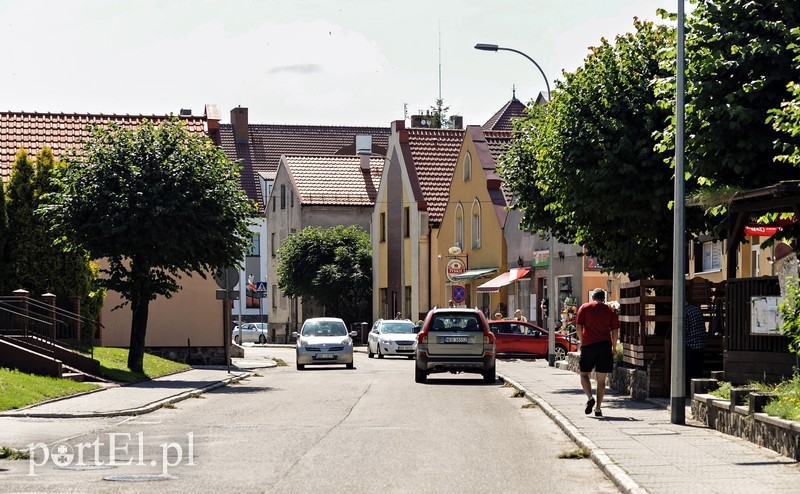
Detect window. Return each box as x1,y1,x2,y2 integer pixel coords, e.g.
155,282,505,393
271,232,276,257
272,197,275,212
471,199,481,249
750,244,760,277
247,233,260,257
272,285,277,309
463,151,472,182
291,190,294,208
403,207,410,238
280,184,286,209
701,241,722,272
454,203,464,249
380,212,386,242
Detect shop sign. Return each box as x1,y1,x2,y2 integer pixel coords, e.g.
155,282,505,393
446,259,466,283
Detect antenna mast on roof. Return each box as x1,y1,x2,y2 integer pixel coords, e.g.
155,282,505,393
438,21,442,101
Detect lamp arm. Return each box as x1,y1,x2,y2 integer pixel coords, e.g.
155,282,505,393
496,47,551,100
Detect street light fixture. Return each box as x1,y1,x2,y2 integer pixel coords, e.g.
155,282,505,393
475,42,557,366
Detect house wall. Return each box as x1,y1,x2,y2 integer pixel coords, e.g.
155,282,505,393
101,272,222,347
437,134,507,313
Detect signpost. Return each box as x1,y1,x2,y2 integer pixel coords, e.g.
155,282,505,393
256,281,267,338
214,267,240,373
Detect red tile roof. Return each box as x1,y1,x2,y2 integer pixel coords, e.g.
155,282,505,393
218,124,390,206
406,128,466,225
482,97,527,131
0,111,207,182
284,155,384,206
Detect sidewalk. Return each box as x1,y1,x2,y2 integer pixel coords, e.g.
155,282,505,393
498,359,800,494
0,357,276,419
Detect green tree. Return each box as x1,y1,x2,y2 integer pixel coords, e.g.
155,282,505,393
682,1,800,191
0,176,6,285
429,98,451,129
276,225,372,325
4,149,36,293
501,19,703,279
43,119,256,372
770,27,800,167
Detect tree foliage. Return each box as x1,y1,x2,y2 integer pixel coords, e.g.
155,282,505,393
681,0,800,190
501,19,703,279
276,225,372,325
770,27,800,167
43,119,256,371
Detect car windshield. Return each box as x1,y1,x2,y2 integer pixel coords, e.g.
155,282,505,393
429,314,482,332
302,321,347,337
382,322,415,334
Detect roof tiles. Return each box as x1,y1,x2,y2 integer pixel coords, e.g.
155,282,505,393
218,124,390,205
482,98,527,132
406,128,466,225
0,111,206,182
285,155,384,206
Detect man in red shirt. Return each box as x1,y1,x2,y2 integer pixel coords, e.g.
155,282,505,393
576,288,620,417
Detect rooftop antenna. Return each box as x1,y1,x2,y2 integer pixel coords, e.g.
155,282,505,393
438,21,442,101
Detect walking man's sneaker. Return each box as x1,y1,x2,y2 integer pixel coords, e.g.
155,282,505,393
585,397,595,415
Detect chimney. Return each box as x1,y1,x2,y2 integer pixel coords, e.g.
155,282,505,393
450,115,463,129
231,107,249,144
205,104,221,145
356,135,373,171
360,155,371,171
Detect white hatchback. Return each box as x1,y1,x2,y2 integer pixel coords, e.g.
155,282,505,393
293,318,358,370
367,319,418,359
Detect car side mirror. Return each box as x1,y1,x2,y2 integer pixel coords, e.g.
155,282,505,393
291,332,300,338
350,331,359,337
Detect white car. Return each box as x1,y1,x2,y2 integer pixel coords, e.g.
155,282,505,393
293,318,357,370
232,322,268,345
367,319,418,359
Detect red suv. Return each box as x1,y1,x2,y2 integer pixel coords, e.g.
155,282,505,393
489,320,578,361
415,308,496,384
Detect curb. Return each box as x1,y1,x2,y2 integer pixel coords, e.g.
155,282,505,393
498,373,649,494
0,371,253,419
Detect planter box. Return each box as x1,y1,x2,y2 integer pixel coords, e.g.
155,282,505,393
693,387,800,461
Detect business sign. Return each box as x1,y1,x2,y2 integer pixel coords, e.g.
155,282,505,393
446,259,466,283
532,250,549,268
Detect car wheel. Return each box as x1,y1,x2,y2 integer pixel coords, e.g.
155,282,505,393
415,365,427,384
258,334,266,344
234,335,240,345
377,346,384,359
408,355,414,360
367,343,374,358
346,362,354,369
297,362,305,370
482,363,496,384
554,345,567,361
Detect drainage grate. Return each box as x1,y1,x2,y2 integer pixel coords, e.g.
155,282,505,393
104,474,175,482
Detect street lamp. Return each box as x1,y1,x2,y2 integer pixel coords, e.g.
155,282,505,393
475,42,557,366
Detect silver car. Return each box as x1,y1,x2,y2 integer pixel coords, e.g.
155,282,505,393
293,318,357,370
232,322,268,345
367,319,418,359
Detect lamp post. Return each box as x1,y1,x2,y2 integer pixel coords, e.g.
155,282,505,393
475,42,557,365
670,1,687,425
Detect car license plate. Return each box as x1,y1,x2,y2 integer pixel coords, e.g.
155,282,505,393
315,353,335,359
399,346,413,350
443,336,468,344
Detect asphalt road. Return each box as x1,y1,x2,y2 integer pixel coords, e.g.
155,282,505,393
0,347,617,493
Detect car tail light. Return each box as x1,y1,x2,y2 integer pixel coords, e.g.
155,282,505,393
417,332,428,344
484,333,495,344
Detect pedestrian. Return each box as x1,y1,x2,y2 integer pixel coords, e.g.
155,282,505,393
449,299,456,308
575,288,619,417
513,309,527,322
395,312,402,319
685,296,707,395
494,312,504,320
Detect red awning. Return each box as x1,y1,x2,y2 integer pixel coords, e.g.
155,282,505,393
477,268,530,293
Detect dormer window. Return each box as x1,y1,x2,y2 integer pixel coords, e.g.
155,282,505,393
463,151,472,182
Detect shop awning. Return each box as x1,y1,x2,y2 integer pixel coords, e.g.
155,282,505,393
477,268,530,293
451,267,498,281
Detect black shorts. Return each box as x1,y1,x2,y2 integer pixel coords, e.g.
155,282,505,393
579,341,613,373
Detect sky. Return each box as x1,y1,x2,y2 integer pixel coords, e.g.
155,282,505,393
0,0,676,127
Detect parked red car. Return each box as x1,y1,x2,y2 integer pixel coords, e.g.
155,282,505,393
488,320,579,361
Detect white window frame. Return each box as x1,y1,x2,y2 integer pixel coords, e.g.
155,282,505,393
701,241,722,272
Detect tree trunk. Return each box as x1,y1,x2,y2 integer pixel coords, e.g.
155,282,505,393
128,296,150,372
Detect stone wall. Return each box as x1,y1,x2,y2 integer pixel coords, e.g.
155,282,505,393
693,393,800,461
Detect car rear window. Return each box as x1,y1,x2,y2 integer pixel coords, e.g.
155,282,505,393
429,314,483,332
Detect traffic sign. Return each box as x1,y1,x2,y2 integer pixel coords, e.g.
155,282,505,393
255,281,267,292
452,285,466,303
214,267,240,290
